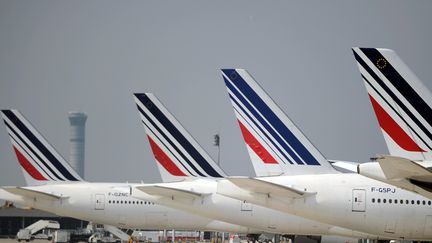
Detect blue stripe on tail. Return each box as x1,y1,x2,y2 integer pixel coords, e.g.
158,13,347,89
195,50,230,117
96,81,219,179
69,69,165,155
222,69,321,166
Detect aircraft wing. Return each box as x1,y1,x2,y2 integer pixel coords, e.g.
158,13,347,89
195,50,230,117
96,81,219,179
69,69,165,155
2,187,67,201
217,177,315,215
217,176,314,205
134,185,204,201
226,177,314,199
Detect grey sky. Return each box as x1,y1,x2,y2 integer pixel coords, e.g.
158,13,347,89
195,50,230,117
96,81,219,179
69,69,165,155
1,0,431,185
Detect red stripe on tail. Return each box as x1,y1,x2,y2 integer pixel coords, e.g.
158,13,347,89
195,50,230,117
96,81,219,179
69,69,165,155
147,135,187,176
369,95,426,152
238,120,278,164
13,146,47,180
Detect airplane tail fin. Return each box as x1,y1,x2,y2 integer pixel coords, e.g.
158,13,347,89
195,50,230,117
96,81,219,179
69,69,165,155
221,69,336,175
133,93,227,182
352,48,432,161
1,110,83,186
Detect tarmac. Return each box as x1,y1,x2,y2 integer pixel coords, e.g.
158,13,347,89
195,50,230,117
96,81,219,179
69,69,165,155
0,240,49,243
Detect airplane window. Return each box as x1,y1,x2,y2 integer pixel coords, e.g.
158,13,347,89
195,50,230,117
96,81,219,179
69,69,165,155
394,199,397,204
417,200,421,205
383,199,386,203
140,201,143,204
133,201,135,204
145,201,147,205
121,201,123,204
406,200,409,204
429,201,431,206
400,200,403,204
108,200,111,204
117,201,119,204
423,200,426,205
389,199,392,204
372,198,375,203
377,199,381,203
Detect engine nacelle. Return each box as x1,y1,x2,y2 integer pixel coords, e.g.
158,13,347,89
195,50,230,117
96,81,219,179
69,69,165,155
357,162,387,181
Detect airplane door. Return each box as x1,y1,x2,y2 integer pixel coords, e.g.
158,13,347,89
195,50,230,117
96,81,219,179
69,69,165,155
241,200,253,212
424,216,432,236
385,220,396,233
94,194,105,210
352,189,366,212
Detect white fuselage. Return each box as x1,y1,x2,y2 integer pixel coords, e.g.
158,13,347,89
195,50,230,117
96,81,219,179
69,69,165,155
0,182,251,233
0,180,375,239
220,173,432,240
132,178,377,239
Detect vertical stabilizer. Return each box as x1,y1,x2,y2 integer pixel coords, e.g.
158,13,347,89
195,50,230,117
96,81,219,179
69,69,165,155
221,69,335,175
1,110,83,186
134,93,226,182
353,48,432,161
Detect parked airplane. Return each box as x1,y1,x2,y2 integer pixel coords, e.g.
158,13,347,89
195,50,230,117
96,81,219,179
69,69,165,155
215,68,432,240
0,109,252,232
131,93,375,239
353,48,432,199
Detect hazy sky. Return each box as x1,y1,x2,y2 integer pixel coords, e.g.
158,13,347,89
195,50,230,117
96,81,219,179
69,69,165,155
1,0,432,185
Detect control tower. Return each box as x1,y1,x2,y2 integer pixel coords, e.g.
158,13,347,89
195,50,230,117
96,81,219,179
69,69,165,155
68,112,87,179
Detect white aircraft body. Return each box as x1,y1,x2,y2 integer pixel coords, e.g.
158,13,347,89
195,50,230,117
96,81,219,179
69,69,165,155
213,66,432,240
0,110,252,232
131,93,375,239
0,182,248,231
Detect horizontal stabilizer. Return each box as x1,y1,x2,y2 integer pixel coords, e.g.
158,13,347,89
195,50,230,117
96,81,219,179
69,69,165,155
358,156,432,199
226,177,314,198
377,155,432,182
135,185,204,201
2,187,66,200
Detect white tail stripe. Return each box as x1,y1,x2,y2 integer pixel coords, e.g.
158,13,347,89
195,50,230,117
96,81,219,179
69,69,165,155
9,135,54,180
354,48,432,150
2,115,68,181
223,71,310,165
142,95,220,176
7,128,58,180
136,100,205,176
139,112,198,177
228,89,289,164
224,73,297,164
134,94,226,177
355,49,432,134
